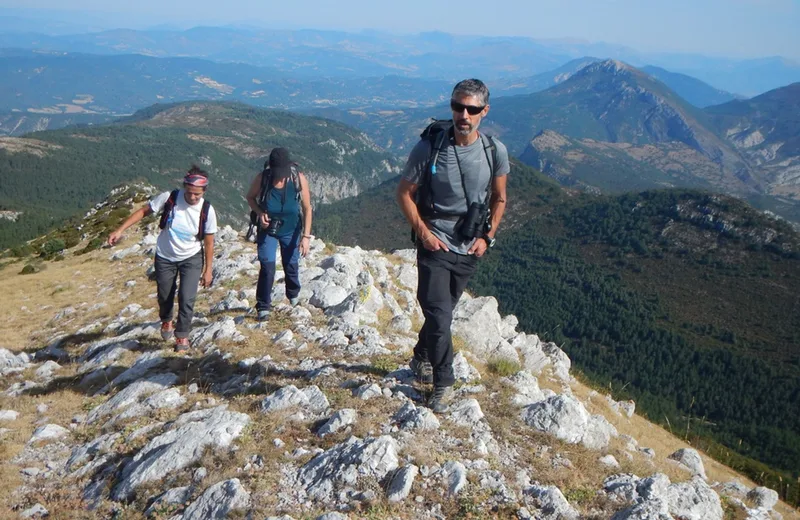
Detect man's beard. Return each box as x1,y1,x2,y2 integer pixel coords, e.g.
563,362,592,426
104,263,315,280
454,119,478,136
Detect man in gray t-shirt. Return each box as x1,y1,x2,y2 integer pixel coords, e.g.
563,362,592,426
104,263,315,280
396,78,510,413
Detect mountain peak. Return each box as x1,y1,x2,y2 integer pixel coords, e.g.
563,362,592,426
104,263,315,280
583,58,635,75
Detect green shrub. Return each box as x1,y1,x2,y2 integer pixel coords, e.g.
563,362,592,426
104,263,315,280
487,357,522,377
40,238,66,256
20,262,42,275
77,237,104,255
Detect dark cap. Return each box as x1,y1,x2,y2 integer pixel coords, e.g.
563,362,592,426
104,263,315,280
267,147,292,178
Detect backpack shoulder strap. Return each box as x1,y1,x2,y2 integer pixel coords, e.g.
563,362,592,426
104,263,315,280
480,133,497,173
480,134,498,204
290,165,302,202
258,168,272,206
197,200,211,240
159,189,180,230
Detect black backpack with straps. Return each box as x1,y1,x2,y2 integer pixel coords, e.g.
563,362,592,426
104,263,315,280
158,189,211,240
412,119,498,241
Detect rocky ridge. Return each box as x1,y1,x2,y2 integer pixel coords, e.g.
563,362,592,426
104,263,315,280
0,220,794,518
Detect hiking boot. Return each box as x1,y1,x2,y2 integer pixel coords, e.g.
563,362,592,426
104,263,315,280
428,385,452,414
174,337,190,353
289,297,300,307
409,357,433,384
160,321,175,340
256,309,271,322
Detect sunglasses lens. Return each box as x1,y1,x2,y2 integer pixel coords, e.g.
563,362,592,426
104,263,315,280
451,101,484,115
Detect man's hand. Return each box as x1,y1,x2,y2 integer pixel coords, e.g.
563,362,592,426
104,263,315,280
258,212,270,228
200,269,213,288
107,230,123,246
420,232,449,252
299,236,310,257
468,237,489,257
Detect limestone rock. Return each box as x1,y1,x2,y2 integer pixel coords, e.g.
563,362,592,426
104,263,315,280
452,297,504,356
542,343,571,380
261,385,330,415
747,486,779,509
716,481,749,499
668,448,707,479
442,461,468,495
190,317,245,346
144,486,192,516
392,401,440,431
504,371,545,406
521,394,616,450
666,477,723,520
0,347,30,374
180,478,251,519
353,383,382,400
87,373,178,424
110,244,141,260
97,351,166,394
387,465,418,502
611,498,674,520
511,333,550,375
210,291,250,314
298,435,399,502
109,388,186,425
309,283,349,309
318,409,357,437
35,360,61,380
20,504,49,518
28,423,69,444
449,399,484,427
453,352,482,383
599,455,620,468
111,406,250,500
523,484,580,519
0,410,19,422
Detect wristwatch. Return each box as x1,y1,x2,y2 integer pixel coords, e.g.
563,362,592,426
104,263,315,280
485,236,496,248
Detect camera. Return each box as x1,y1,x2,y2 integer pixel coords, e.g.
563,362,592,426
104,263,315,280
265,218,284,237
458,202,489,240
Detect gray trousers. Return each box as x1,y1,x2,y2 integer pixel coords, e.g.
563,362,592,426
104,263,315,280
154,252,203,339
413,247,478,387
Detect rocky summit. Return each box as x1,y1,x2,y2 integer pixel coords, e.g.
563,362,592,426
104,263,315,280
0,210,794,519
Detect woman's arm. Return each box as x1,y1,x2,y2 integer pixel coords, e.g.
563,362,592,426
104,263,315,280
107,204,153,246
298,172,313,256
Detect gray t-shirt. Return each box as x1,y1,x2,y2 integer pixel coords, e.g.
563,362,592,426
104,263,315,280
403,133,509,254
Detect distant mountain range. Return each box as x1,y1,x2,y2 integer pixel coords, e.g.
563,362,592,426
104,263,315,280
641,65,740,108
0,49,454,117
0,23,797,94
0,50,742,139
512,64,800,221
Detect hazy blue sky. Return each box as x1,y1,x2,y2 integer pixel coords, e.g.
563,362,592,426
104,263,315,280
2,0,799,60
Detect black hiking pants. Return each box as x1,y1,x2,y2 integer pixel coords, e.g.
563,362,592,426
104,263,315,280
413,247,478,387
154,251,203,339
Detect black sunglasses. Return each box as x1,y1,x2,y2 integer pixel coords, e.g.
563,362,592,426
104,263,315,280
450,100,485,115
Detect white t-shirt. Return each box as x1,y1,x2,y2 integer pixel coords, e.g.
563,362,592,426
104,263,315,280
149,190,218,262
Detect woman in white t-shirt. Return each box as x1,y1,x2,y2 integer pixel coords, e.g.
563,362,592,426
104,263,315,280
108,166,218,352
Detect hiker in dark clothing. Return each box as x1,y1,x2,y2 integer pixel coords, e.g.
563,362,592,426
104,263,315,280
396,79,510,413
108,166,217,352
246,147,313,321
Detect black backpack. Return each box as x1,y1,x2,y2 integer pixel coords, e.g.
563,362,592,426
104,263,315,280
248,164,303,228
158,189,211,240
412,119,498,240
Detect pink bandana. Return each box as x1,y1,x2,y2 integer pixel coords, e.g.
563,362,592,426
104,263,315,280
184,173,209,187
